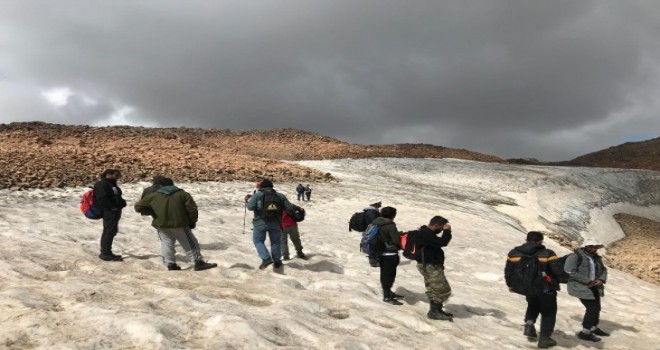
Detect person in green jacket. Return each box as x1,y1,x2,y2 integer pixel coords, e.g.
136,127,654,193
134,178,217,271
565,238,609,342
371,206,404,305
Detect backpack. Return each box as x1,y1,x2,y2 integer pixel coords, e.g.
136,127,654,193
287,204,306,222
555,251,583,284
359,224,385,258
259,189,283,219
400,231,421,260
80,189,102,220
509,250,544,296
349,211,367,232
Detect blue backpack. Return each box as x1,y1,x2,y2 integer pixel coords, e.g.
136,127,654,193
359,224,384,258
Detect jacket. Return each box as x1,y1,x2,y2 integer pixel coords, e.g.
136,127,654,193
134,186,198,229
246,188,294,226
371,217,400,253
281,210,297,229
565,248,607,299
413,225,452,266
93,178,127,211
505,243,564,294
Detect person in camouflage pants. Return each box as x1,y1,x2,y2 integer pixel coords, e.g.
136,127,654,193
412,216,454,321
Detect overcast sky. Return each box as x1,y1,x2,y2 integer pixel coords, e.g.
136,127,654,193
1,1,659,161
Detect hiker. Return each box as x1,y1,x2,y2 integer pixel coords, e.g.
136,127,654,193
412,216,455,321
141,175,169,199
363,200,383,266
281,210,305,260
93,169,127,261
565,238,609,343
134,177,217,271
296,184,305,201
245,179,294,270
370,206,404,305
304,184,312,201
505,231,564,349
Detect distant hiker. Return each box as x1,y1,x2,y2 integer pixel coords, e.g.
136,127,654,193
134,177,217,271
296,184,305,201
281,209,305,260
245,179,294,270
93,169,127,262
304,184,312,201
565,239,609,343
141,175,169,199
412,216,455,321
371,206,404,305
505,231,564,348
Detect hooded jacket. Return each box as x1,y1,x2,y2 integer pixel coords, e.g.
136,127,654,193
413,225,452,266
505,242,564,294
93,178,127,211
246,187,294,226
565,248,607,299
134,186,198,229
371,217,400,253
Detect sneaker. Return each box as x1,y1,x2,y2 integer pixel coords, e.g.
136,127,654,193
167,263,182,271
389,292,405,300
591,328,610,337
537,336,557,348
99,253,123,261
273,261,283,269
524,324,538,339
259,258,274,270
194,261,217,271
297,251,306,259
382,297,403,305
577,331,601,342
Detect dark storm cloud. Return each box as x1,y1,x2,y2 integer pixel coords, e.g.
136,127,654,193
1,1,659,160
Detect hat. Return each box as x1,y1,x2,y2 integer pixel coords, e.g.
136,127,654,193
260,179,274,188
369,199,382,206
580,238,604,248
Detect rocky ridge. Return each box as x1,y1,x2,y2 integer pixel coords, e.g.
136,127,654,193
0,122,503,190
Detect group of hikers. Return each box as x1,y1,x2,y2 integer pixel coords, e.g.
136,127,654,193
89,169,611,349
295,183,312,201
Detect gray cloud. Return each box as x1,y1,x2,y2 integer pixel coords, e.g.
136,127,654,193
1,1,659,161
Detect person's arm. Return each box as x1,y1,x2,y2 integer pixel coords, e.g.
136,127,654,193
185,193,198,227
281,194,294,212
545,250,564,277
93,181,111,209
246,192,259,211
134,195,152,215
564,253,591,285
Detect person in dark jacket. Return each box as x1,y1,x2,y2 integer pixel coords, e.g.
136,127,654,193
371,206,403,305
413,216,454,321
245,179,294,270
93,169,127,261
134,177,217,271
304,184,312,201
565,238,609,343
505,231,564,349
363,200,383,267
296,184,305,201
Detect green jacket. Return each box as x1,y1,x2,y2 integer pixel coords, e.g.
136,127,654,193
134,186,198,229
371,216,401,253
565,248,608,299
246,188,294,226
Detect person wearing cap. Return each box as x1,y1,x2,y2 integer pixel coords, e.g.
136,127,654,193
245,179,295,270
505,231,564,348
565,238,609,342
413,216,457,322
363,200,383,267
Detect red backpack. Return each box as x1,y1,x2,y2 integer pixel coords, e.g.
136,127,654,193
80,189,102,219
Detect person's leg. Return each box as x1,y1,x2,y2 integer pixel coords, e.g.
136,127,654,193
537,292,557,337
380,255,400,296
580,298,599,331
166,227,203,263
252,223,270,261
592,290,602,329
424,264,452,304
288,225,304,255
157,228,178,265
281,226,292,259
266,220,283,264
524,295,540,338
100,210,121,256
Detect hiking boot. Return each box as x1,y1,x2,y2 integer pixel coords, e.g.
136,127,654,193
194,261,217,271
273,261,283,269
439,309,454,317
537,336,557,348
591,327,610,336
577,331,601,342
297,251,306,259
524,324,538,339
383,297,403,305
167,263,182,271
389,292,404,300
259,258,273,270
99,253,123,261
428,302,453,321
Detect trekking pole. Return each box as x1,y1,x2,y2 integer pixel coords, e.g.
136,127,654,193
243,203,247,234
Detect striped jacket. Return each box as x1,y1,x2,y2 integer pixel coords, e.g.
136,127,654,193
505,243,564,293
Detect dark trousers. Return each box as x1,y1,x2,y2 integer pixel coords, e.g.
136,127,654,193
579,289,601,329
297,192,304,201
525,292,557,337
100,210,121,254
379,254,400,293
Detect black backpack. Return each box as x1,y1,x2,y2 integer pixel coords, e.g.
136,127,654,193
259,189,283,219
349,211,367,232
555,251,583,283
287,204,306,222
509,250,544,296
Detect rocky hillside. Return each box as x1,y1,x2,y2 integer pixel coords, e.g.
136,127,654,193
0,122,503,190
562,137,660,171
